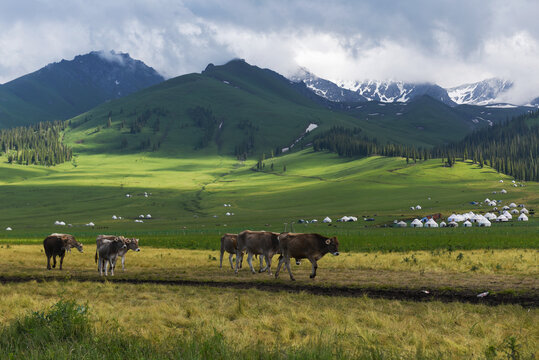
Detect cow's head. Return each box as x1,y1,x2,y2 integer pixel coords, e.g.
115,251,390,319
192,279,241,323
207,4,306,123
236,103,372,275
125,238,140,252
324,237,339,256
63,235,83,253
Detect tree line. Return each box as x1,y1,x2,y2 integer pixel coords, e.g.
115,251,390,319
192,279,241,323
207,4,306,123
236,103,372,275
0,121,72,166
312,110,539,181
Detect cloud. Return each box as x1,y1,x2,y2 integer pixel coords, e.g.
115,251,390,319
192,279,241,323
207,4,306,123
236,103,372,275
0,0,539,103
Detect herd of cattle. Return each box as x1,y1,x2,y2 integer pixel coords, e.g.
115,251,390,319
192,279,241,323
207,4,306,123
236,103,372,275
42,230,339,280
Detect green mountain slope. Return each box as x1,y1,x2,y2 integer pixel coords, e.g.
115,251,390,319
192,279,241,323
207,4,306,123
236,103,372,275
64,60,363,157
0,51,164,128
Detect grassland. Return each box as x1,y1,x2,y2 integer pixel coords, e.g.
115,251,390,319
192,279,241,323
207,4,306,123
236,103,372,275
0,281,536,359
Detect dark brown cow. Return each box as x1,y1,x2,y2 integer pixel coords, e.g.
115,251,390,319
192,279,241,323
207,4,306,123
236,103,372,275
220,233,244,269
96,235,140,272
43,233,83,270
275,233,339,281
235,230,280,275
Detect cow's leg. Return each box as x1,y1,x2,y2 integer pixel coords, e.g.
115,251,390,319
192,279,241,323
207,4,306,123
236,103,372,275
121,255,126,271
219,249,224,268
275,255,284,278
247,252,256,274
265,254,273,275
239,252,243,268
46,254,51,270
284,255,295,281
99,259,103,276
110,259,115,276
228,253,234,269
308,257,318,279
59,253,65,270
259,254,267,273
234,250,242,274
52,255,57,269
105,260,109,276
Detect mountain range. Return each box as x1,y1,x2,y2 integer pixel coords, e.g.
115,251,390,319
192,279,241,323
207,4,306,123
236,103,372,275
291,69,529,107
0,51,164,128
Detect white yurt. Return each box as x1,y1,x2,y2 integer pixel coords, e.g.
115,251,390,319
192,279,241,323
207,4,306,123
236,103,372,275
396,221,407,228
499,180,504,183
112,215,117,220
416,205,422,210
447,214,458,222
448,221,459,227
311,219,318,223
348,216,358,222
463,220,472,227
510,209,519,215
5,227,12,231
410,206,415,210
411,219,423,228
509,202,517,208
484,198,491,204
484,213,497,220
496,215,508,222
501,189,507,194
502,211,512,219
425,219,439,228
511,180,516,183
518,213,529,221
339,216,350,222
439,221,447,227
323,217,332,223
471,214,484,223
520,208,529,214
146,214,152,219
478,219,491,227
502,205,510,210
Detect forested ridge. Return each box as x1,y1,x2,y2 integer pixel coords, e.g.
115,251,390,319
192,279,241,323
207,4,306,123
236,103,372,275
313,110,539,181
0,121,72,166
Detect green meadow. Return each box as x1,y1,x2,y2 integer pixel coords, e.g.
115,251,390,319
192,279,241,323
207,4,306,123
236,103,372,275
0,149,537,250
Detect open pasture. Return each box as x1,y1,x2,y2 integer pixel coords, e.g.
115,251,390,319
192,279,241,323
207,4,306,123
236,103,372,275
1,245,537,298
0,150,537,234
0,280,537,359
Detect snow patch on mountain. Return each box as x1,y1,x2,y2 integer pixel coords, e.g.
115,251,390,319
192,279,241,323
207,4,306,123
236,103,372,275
447,78,513,105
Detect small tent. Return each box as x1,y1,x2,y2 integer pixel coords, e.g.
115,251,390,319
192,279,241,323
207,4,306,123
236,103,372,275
448,221,458,227
496,215,508,222
502,211,512,219
509,203,517,208
518,213,528,221
510,209,519,215
425,219,439,228
5,227,12,231
463,220,472,227
411,219,423,228
396,221,407,228
520,208,529,214
500,189,507,194
323,217,332,223
478,219,491,227
439,221,447,227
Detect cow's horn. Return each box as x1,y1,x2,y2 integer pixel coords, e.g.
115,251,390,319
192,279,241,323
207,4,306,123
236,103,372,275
325,239,331,245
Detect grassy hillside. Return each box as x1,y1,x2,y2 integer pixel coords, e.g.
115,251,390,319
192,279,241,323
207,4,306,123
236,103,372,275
0,51,164,127
0,149,536,238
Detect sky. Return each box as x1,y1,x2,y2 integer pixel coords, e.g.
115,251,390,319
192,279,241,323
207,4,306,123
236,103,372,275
1,0,539,103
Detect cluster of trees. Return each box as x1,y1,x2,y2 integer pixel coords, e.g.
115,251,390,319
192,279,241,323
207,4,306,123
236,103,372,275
435,112,539,181
312,127,428,161
0,121,72,166
313,111,539,181
187,106,220,149
234,120,258,159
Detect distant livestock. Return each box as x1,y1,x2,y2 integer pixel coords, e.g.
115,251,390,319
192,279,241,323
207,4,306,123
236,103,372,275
235,230,280,275
275,233,339,281
220,233,244,269
96,235,140,272
43,233,83,270
95,237,126,276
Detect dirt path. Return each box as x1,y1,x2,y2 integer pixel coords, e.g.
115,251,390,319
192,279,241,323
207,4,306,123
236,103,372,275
0,275,536,307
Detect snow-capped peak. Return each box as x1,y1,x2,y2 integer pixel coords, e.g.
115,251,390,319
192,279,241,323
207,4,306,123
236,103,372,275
447,78,513,105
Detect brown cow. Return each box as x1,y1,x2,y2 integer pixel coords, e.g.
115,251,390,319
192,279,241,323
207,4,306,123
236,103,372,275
275,233,339,281
235,230,280,275
220,233,244,269
95,235,140,272
43,233,83,270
